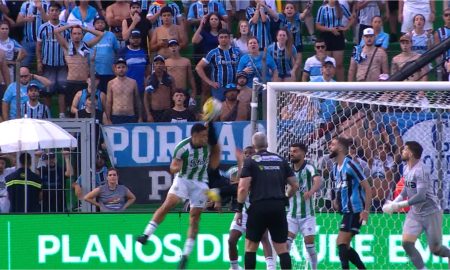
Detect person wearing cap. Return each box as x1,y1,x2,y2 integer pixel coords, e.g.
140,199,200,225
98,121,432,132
70,74,106,116
236,71,252,111
359,16,390,50
147,0,184,30
196,28,241,103
20,83,51,119
37,2,69,110
144,55,175,122
348,27,388,82
219,83,249,121
303,38,336,82
162,89,197,123
165,39,197,107
118,29,150,96
106,0,130,30
2,67,51,120
391,34,427,81
15,0,49,67
105,57,143,124
122,0,151,50
84,14,120,93
38,150,73,213
54,23,104,118
150,5,187,58
311,61,336,83
66,0,99,29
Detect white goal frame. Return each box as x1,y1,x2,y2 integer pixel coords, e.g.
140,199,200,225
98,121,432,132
267,81,450,153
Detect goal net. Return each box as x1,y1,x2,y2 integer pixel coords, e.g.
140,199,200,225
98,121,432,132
266,82,450,269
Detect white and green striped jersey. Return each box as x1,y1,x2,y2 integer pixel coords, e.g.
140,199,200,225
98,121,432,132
288,162,318,218
173,137,210,182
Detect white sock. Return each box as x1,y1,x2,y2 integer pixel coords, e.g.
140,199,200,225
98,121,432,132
183,238,195,256
143,221,158,236
265,256,276,270
230,260,240,269
287,236,294,252
305,243,318,270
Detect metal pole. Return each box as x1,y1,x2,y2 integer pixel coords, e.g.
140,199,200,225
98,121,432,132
15,62,20,118
251,78,259,135
89,50,96,213
435,110,444,208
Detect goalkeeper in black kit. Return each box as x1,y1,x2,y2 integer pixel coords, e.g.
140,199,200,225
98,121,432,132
383,141,450,269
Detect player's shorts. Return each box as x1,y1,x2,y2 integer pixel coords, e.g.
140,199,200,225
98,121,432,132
401,10,433,33
230,209,248,233
403,210,443,246
168,176,208,208
287,215,316,237
246,199,287,243
340,212,363,234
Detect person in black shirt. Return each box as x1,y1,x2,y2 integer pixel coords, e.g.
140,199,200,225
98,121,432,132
121,0,151,50
162,89,196,122
237,132,299,270
6,153,42,213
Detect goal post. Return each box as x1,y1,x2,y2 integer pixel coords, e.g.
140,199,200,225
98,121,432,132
266,81,450,269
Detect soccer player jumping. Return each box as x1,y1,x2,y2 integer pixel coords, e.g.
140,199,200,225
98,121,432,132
383,141,450,269
136,123,221,269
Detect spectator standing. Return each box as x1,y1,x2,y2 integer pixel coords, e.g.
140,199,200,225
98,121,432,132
70,75,106,115
356,0,388,43
399,0,435,33
6,153,42,213
435,8,450,81
15,0,49,67
122,0,151,50
84,168,136,212
192,13,222,61
144,55,175,122
237,37,277,88
36,2,69,109
0,20,26,81
359,16,390,50
267,28,301,82
20,83,50,119
150,6,187,58
38,151,73,213
118,29,150,97
196,29,240,103
302,39,336,82
147,0,184,29
165,39,197,106
391,34,426,81
0,156,14,213
67,1,98,29
315,0,354,81
236,71,252,110
410,14,433,55
162,89,197,123
105,0,130,31
246,0,278,51
219,84,249,121
2,67,50,120
187,0,228,29
348,28,389,82
232,20,250,54
54,24,104,118
84,15,119,93
0,50,11,99
105,58,143,124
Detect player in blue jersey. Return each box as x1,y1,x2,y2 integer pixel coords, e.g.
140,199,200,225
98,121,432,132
329,137,372,270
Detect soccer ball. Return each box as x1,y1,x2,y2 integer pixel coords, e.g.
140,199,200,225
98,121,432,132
202,97,222,122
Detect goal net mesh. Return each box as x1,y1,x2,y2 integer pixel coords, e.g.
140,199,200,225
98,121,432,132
268,84,450,269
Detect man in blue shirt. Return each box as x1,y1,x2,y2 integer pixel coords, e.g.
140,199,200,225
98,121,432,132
2,67,51,120
84,15,119,93
329,137,372,270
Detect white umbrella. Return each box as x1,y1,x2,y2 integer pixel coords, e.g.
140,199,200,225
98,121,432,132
0,118,77,153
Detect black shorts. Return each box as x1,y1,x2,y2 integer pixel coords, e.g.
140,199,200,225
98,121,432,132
321,31,345,51
340,212,362,234
388,0,398,11
63,80,88,107
110,115,138,124
246,199,287,243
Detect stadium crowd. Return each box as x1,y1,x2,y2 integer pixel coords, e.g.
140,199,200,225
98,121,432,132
0,0,449,214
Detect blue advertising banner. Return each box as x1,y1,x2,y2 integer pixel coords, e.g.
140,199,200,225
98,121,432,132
102,122,266,167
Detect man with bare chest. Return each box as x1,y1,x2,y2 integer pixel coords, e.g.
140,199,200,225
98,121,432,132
105,58,142,124
106,0,130,30
150,6,187,58
236,71,252,110
144,55,175,122
165,39,197,106
391,34,427,81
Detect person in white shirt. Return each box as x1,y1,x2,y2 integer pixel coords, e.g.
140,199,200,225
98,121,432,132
399,0,435,33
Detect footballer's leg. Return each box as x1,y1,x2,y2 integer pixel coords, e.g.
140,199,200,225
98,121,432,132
302,216,318,270
425,212,450,262
402,213,424,270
